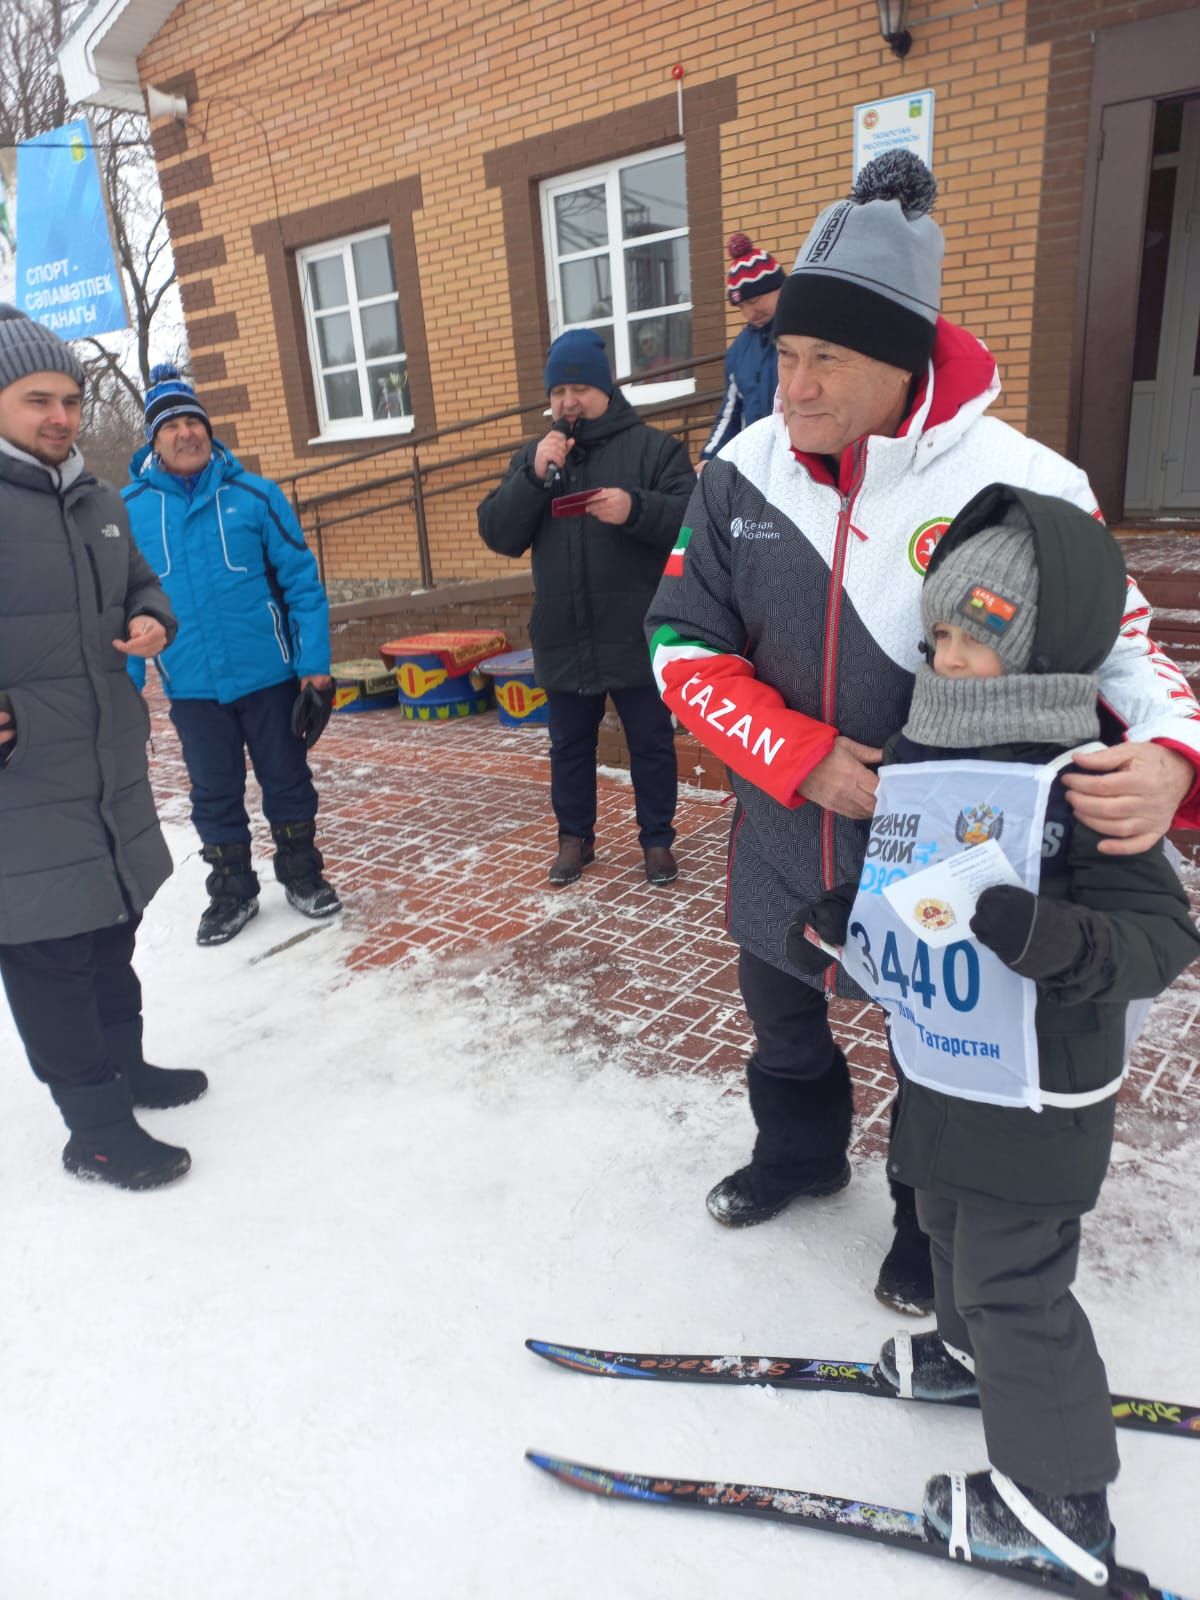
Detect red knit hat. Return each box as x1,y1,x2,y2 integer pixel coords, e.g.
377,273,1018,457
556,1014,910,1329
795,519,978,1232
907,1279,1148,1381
726,233,785,304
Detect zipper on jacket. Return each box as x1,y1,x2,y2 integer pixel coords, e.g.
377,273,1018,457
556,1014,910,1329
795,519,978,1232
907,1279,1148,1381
817,441,868,995
83,542,104,613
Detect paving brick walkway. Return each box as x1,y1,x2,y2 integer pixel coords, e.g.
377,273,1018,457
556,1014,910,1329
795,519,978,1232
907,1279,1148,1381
146,688,1200,1160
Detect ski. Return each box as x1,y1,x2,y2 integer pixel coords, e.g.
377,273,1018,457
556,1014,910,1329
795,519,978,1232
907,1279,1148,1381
526,1340,1200,1442
526,1451,1191,1599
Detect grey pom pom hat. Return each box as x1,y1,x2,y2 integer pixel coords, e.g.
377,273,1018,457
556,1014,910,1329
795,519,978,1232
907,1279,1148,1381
0,303,85,391
775,150,944,373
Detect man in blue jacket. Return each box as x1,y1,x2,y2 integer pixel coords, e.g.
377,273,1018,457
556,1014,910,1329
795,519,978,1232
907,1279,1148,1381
697,234,784,469
123,367,340,945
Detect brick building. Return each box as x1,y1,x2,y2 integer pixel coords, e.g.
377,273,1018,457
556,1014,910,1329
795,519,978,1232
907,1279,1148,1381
59,0,1200,641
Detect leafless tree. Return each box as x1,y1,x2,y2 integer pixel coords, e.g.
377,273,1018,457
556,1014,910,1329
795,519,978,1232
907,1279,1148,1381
0,0,183,431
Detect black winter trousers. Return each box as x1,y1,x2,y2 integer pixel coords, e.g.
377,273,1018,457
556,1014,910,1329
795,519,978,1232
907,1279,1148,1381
546,686,676,849
0,915,142,1093
917,1190,1119,1493
169,679,317,847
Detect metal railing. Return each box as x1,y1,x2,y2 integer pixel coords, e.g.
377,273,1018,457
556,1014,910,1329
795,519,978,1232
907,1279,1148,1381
277,350,727,588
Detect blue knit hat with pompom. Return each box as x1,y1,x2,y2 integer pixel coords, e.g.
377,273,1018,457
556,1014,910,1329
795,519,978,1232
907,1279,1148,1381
143,363,211,444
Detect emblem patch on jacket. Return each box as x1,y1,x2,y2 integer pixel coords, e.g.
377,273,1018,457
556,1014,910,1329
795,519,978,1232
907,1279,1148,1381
908,516,950,574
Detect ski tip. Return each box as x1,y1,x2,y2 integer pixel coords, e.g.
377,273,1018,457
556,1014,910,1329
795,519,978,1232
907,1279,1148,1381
525,1451,673,1504
526,1340,648,1378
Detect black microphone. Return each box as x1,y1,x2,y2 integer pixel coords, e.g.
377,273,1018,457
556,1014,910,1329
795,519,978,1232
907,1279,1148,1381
544,417,574,491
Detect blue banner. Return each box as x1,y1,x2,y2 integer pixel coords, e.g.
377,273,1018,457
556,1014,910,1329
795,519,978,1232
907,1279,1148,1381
15,119,128,337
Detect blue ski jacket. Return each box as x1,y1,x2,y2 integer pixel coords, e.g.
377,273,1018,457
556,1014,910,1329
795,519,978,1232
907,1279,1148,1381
121,441,330,702
700,320,778,461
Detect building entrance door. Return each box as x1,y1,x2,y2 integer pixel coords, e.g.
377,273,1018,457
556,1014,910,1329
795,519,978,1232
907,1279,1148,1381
1126,97,1200,516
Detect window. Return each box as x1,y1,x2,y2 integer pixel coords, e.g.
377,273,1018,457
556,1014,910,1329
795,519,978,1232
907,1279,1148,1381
540,146,693,403
296,228,411,440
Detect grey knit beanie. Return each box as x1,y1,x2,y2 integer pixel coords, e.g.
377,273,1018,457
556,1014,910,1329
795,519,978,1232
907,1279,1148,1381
0,304,85,391
776,150,943,373
921,510,1039,675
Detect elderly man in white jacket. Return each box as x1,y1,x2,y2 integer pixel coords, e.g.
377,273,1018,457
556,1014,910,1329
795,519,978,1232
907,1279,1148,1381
645,150,1200,1312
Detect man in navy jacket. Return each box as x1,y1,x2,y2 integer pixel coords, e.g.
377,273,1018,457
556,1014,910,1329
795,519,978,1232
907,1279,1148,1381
123,367,340,945
698,235,784,468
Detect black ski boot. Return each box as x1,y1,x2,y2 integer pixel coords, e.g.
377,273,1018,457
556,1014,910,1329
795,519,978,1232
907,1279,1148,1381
874,1182,934,1314
271,821,342,918
105,1018,209,1110
548,834,595,887
706,1053,853,1227
923,1469,1111,1577
55,1079,191,1190
198,842,260,945
875,1328,978,1401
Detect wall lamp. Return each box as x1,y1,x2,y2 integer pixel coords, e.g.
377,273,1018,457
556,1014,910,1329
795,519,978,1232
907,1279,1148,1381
876,0,913,58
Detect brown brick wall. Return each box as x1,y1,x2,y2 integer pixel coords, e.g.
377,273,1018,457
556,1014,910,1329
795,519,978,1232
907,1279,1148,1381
139,0,1100,585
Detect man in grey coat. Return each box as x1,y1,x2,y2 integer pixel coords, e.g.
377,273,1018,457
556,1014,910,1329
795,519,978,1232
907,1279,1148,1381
0,306,205,1190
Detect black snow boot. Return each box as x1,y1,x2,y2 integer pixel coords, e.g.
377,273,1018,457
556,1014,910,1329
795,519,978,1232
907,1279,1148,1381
198,842,260,945
548,834,595,887
923,1469,1111,1577
104,1019,209,1110
875,1329,978,1402
706,1053,852,1227
54,1079,191,1191
271,821,342,918
874,1180,935,1314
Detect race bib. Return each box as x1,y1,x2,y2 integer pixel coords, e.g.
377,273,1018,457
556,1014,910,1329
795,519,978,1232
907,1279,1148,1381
840,757,1064,1111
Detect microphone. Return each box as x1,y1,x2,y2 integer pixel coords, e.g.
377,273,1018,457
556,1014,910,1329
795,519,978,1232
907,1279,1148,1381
544,417,574,491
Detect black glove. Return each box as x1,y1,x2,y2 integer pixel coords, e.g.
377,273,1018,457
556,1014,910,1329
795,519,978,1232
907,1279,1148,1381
291,681,335,749
969,885,1092,982
784,883,857,975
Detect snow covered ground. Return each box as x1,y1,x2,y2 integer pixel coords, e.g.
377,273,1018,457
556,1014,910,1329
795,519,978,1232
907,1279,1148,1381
2,825,1198,1599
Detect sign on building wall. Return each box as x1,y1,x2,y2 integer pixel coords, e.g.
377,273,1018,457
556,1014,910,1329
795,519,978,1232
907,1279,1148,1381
14,119,128,337
853,90,935,178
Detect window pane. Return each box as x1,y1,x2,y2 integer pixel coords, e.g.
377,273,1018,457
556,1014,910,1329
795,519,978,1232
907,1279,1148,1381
554,185,608,252
1153,99,1183,157
560,256,612,323
625,237,690,312
316,311,356,369
620,153,686,238
1132,167,1178,383
629,312,692,381
361,301,404,359
307,255,348,311
367,360,411,419
324,370,362,420
353,235,397,299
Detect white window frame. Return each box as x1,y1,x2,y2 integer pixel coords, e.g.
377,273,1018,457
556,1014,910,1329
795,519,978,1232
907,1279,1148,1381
539,144,695,406
296,226,413,444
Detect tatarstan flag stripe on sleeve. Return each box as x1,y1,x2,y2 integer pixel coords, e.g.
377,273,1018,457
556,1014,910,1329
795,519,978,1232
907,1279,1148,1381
663,525,693,578
649,622,721,693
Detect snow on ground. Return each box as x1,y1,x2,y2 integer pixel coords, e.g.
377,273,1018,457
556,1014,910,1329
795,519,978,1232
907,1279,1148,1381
2,826,1199,1599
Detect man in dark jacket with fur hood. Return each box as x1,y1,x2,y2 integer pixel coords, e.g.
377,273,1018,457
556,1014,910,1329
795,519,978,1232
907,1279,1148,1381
478,329,695,887
0,306,205,1191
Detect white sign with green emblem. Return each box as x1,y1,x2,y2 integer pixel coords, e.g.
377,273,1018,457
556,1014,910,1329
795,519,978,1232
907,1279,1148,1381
853,90,934,179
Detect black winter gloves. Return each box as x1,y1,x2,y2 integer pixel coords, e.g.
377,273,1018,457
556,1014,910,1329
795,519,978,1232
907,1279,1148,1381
969,884,1098,983
785,882,858,975
291,681,335,749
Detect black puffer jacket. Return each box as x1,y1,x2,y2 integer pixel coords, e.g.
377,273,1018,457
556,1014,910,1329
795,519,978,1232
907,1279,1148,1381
477,390,694,692
886,486,1200,1215
0,445,176,944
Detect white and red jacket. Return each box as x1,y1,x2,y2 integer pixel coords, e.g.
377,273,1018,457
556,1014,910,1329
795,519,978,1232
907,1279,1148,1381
645,318,1200,981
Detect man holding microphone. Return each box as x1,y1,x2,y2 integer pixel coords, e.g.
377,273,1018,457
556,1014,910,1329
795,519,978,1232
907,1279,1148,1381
478,329,695,886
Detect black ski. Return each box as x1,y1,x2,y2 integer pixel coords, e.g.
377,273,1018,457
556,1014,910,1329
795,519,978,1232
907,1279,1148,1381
526,1340,1200,1442
526,1451,1191,1599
